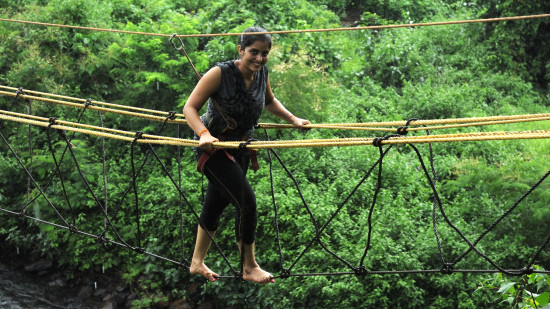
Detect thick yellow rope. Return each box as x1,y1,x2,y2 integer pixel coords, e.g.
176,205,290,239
259,116,550,131
2,112,549,149
0,109,168,138
3,86,549,132
215,130,550,149
0,112,197,146
0,85,185,118
260,113,550,128
0,90,186,124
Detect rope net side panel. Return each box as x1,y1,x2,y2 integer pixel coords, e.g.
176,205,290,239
0,91,549,279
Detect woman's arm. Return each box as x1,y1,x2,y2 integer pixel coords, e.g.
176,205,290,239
183,67,222,150
264,77,311,127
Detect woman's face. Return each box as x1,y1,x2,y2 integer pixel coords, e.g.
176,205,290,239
239,40,270,72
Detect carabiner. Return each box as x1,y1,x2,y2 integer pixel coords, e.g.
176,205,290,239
169,33,185,51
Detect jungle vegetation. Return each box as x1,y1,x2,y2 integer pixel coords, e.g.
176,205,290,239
0,0,549,307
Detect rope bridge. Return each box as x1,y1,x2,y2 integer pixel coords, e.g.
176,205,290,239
0,86,549,279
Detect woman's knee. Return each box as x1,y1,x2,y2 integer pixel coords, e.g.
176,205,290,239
199,214,221,232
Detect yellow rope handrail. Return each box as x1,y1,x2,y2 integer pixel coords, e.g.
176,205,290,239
0,90,186,124
3,86,549,132
2,112,549,149
0,109,172,138
259,113,550,128
0,112,197,146
0,85,185,118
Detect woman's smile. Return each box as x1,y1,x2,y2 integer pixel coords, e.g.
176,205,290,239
240,40,270,72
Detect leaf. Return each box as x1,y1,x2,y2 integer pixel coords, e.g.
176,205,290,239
498,282,516,294
537,278,547,292
536,292,550,307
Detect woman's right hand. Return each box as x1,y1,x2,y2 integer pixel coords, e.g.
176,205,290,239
198,131,219,152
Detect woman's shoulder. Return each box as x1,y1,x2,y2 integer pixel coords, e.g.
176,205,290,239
215,60,236,71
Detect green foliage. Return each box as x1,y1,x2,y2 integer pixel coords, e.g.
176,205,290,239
481,0,550,90
309,0,448,21
480,266,550,309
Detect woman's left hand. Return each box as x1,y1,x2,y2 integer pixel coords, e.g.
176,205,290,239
291,116,311,131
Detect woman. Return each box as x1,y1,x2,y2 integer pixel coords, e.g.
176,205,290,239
183,26,310,284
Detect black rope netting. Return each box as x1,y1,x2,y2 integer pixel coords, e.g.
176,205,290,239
0,93,549,280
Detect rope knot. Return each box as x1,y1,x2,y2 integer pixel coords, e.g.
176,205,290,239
372,134,400,147
133,247,145,254
17,210,27,219
178,259,190,269
440,263,453,274
167,111,177,120
239,138,257,150
234,271,243,281
396,118,419,136
396,126,408,135
132,131,144,144
84,98,93,108
354,266,368,276
48,117,58,127
96,232,109,247
520,267,533,275
68,224,78,233
397,118,418,135
280,268,291,279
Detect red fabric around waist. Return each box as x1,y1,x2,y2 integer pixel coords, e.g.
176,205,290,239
197,149,259,174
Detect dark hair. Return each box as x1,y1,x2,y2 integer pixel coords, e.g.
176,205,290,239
238,26,272,49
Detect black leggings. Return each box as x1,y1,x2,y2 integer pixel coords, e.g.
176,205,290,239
199,150,257,244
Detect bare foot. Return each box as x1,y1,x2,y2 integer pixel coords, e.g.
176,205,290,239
190,260,219,282
243,266,274,284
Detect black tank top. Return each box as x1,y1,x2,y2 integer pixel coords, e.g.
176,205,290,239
194,60,268,159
